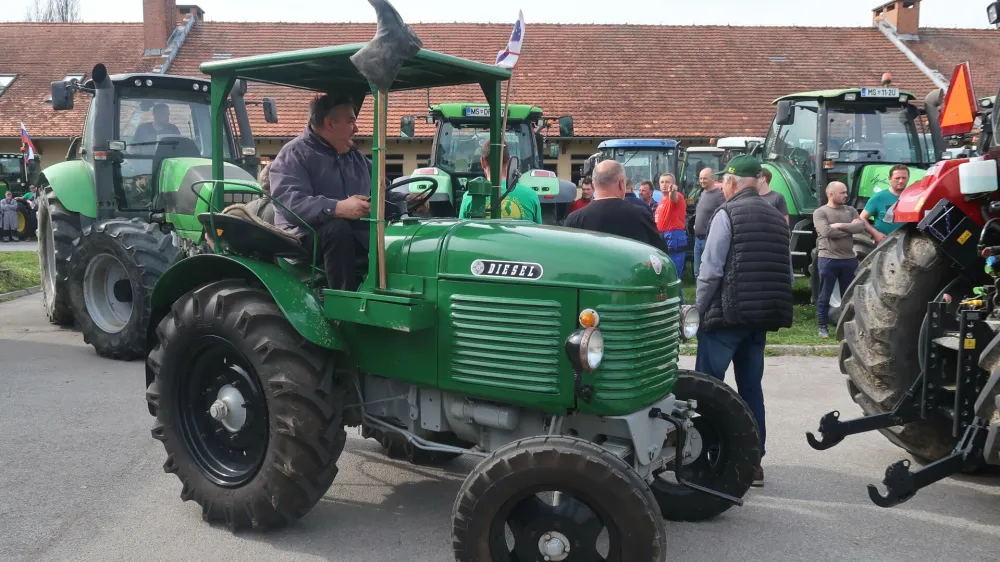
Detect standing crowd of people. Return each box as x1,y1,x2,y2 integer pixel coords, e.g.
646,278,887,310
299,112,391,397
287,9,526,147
0,185,38,242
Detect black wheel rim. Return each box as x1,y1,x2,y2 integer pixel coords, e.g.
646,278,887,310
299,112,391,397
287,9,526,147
488,487,621,562
176,336,269,487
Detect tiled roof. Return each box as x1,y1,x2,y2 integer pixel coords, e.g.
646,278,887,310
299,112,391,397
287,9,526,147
167,22,941,139
0,23,156,139
905,29,1000,100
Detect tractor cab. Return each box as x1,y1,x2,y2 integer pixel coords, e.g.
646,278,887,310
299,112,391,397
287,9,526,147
679,146,724,199
0,153,31,195
584,139,680,204
393,102,576,224
49,66,276,224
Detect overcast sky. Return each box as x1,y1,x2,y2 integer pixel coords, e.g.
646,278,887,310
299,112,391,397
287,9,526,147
1,0,994,27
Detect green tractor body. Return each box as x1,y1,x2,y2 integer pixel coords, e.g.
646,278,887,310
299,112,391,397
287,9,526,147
759,88,943,313
36,65,277,359
143,9,761,555
392,102,577,224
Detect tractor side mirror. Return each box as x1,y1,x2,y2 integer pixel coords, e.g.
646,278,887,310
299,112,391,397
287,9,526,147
505,156,521,192
559,116,574,137
746,140,762,156
401,116,415,138
262,98,278,123
50,80,74,111
989,1,1000,26
583,153,598,176
776,100,795,126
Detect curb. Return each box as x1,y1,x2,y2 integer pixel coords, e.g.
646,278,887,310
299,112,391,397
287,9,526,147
679,344,838,357
0,285,41,302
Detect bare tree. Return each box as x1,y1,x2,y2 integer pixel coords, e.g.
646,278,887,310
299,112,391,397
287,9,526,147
25,0,82,23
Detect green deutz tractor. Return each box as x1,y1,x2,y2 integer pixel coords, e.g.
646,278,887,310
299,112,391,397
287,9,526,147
144,3,761,559
38,65,277,360
756,88,944,319
0,152,39,240
392,102,578,224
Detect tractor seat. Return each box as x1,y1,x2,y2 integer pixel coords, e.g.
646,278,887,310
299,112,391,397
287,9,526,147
198,205,307,262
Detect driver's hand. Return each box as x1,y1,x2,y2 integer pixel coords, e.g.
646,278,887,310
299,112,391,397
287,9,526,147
874,231,886,244
405,192,430,214
334,194,371,220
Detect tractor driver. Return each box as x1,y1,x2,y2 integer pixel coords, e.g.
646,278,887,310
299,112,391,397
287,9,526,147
269,93,421,291
133,103,181,144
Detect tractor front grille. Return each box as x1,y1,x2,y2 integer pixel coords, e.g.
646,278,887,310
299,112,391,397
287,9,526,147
448,294,562,394
592,298,681,403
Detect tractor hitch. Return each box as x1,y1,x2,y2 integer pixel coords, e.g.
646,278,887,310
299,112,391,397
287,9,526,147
867,421,986,508
650,407,743,507
806,376,924,451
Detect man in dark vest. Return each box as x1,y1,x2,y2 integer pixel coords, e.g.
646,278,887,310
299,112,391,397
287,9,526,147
694,155,794,487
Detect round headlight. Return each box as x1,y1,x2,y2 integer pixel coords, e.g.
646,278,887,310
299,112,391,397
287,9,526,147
680,305,700,341
564,327,604,372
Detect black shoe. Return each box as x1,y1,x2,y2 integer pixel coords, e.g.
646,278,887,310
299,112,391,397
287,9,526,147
752,466,764,487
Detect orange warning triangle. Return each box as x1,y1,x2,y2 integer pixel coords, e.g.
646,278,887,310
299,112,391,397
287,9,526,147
940,62,978,137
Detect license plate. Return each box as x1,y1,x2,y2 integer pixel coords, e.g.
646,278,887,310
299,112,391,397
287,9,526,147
860,87,899,98
464,106,505,118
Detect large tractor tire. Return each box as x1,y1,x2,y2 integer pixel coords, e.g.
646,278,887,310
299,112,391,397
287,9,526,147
14,200,35,240
363,425,463,466
810,233,876,326
36,185,79,326
67,219,182,361
836,227,957,461
146,280,348,531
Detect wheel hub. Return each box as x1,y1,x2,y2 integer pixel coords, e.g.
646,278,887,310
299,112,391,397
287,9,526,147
209,384,247,433
682,424,704,466
538,530,571,561
82,253,133,334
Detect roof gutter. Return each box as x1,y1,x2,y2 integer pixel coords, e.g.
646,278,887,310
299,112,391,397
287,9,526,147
154,13,197,74
876,19,949,92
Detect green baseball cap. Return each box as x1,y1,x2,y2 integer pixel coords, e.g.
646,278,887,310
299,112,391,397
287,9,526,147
715,155,762,178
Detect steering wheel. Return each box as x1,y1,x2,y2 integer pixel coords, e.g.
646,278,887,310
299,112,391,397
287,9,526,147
839,137,864,153
786,147,811,170
389,176,439,218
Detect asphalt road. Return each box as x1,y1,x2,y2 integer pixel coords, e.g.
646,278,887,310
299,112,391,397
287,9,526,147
0,240,37,253
1,293,998,562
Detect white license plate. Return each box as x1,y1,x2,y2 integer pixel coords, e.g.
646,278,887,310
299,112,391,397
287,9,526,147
464,107,505,118
860,87,899,98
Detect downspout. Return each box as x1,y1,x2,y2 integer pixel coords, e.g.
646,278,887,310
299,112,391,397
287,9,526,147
154,13,197,74
876,19,949,91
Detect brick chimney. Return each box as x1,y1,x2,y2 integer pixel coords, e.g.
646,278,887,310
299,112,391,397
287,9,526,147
872,0,921,37
143,0,177,56
177,5,205,23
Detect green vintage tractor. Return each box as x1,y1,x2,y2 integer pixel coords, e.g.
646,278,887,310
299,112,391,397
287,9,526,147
756,88,944,319
38,65,276,360
392,102,578,224
144,4,761,559
0,152,39,240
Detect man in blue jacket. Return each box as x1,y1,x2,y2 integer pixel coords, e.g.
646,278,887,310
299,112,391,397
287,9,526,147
269,94,414,291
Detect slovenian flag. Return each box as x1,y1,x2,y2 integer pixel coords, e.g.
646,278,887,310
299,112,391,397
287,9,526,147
495,11,525,69
20,123,37,162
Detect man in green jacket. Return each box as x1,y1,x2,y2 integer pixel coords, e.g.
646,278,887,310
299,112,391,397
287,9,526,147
458,142,542,223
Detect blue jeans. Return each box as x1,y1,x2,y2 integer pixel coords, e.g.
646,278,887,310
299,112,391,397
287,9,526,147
693,236,706,279
662,229,687,304
695,328,767,457
816,257,858,329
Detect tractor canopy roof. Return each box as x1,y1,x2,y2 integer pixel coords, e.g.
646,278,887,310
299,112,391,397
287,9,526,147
199,43,511,101
432,103,542,120
598,139,679,149
772,88,917,104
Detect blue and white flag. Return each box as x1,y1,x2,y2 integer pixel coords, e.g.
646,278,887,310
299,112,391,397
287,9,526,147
495,10,525,69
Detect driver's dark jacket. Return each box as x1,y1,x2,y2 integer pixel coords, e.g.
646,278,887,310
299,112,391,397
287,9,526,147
270,126,405,246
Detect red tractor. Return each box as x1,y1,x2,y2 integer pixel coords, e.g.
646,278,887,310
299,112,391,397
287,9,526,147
806,55,1000,507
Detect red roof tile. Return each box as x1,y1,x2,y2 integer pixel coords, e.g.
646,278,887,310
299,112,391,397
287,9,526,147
0,23,157,139
905,29,1000,100
168,22,941,139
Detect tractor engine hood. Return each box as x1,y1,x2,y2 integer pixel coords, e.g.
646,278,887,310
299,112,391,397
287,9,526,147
389,219,676,291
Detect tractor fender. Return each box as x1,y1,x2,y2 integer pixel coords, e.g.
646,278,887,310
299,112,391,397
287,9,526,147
147,253,346,360
39,160,97,218
892,157,993,227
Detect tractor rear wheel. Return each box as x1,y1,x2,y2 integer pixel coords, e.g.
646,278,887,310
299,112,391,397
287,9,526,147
67,219,182,360
837,227,957,461
37,185,79,326
147,279,348,531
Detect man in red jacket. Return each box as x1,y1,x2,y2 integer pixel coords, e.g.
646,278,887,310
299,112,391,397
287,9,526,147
654,173,688,282
567,176,593,214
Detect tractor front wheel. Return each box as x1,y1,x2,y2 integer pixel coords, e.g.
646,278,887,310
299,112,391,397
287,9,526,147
146,280,348,531
36,185,79,326
67,219,182,360
650,370,760,521
837,227,957,461
452,435,667,562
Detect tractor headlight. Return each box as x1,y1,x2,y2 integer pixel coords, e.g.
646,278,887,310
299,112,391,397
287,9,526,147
565,327,604,373
680,305,700,341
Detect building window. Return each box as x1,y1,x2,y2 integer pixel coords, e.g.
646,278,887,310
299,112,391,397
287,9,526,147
45,74,85,101
0,74,16,97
